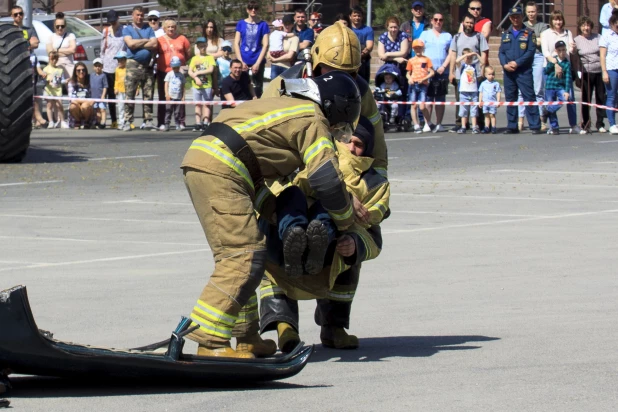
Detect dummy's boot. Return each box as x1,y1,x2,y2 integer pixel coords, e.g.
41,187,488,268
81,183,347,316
304,220,330,275
282,226,307,277
197,342,255,359
236,333,278,357
320,326,359,350
277,322,301,354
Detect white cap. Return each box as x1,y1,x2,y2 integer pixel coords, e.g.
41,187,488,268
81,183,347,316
93,57,103,65
148,10,160,18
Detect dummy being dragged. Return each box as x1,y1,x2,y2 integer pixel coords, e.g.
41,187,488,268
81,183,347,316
257,116,390,353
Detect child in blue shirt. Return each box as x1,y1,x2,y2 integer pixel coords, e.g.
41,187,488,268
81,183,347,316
478,66,502,134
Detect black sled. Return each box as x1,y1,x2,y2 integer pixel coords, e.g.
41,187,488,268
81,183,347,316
0,286,313,389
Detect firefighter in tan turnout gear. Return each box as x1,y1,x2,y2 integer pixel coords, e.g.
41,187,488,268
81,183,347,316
263,21,387,178
181,71,361,359
260,22,390,352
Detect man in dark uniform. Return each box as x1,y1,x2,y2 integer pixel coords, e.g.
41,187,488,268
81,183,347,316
499,6,542,134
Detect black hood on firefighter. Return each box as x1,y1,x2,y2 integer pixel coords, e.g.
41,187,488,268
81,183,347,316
353,116,374,157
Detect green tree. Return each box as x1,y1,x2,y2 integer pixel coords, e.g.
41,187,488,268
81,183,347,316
372,0,464,33
157,0,269,37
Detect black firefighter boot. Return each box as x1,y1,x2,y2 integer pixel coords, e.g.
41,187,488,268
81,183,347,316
304,219,330,275
282,225,307,277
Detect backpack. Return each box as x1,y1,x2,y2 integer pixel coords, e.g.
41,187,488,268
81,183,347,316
452,31,483,54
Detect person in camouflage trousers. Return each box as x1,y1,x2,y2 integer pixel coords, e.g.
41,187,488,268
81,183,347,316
122,6,157,131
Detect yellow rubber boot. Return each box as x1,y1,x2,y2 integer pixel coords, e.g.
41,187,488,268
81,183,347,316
277,322,301,354
197,342,255,359
236,333,277,357
320,326,359,349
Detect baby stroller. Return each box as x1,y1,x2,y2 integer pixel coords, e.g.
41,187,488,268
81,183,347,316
374,63,410,132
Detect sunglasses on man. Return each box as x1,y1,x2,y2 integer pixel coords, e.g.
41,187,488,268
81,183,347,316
56,25,65,29
148,18,159,22
469,7,481,11
12,12,24,17
247,6,259,10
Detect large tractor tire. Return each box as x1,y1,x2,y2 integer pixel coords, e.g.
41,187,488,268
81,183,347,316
0,24,33,163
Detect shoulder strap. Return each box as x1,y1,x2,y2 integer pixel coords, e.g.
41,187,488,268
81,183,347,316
56,32,67,52
103,27,109,52
132,25,144,39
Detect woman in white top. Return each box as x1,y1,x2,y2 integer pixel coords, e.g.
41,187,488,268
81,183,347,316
540,10,580,133
195,19,224,59
46,12,76,79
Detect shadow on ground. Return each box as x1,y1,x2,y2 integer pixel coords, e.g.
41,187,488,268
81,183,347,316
309,335,500,363
6,375,329,399
20,146,89,164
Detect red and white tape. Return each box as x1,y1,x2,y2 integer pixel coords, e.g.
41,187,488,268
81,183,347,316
35,95,242,105
34,95,618,112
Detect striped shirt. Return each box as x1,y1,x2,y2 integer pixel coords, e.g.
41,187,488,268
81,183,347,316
574,34,602,73
600,30,618,71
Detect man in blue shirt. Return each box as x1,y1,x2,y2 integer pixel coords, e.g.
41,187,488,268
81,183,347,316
122,6,157,131
399,2,428,125
400,1,428,58
349,6,374,82
293,8,314,50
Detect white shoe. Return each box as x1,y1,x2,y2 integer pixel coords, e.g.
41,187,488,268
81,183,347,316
414,124,422,134
54,120,61,128
47,122,55,129
598,126,607,133
609,125,618,134
433,124,444,133
422,123,432,132
60,121,69,129
159,125,167,131
569,125,582,134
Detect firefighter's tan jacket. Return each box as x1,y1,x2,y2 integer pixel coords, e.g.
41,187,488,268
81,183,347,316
263,73,387,178
181,96,354,231
293,141,390,228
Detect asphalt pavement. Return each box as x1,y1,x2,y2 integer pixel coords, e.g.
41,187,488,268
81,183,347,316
1,102,617,411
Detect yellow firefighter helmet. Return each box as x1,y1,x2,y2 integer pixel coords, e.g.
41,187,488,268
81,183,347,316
311,22,361,73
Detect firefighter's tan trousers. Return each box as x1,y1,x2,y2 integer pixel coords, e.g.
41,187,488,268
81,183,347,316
183,168,265,348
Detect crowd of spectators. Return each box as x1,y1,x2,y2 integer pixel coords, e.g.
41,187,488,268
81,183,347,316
371,0,618,134
11,0,618,134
